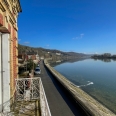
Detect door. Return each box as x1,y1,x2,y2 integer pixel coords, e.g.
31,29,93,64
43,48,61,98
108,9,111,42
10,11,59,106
2,34,10,112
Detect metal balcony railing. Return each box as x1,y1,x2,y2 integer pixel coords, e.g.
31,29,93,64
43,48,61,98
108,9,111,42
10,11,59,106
0,77,51,116
15,77,40,101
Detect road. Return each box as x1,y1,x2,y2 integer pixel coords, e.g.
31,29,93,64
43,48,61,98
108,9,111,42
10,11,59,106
35,61,87,116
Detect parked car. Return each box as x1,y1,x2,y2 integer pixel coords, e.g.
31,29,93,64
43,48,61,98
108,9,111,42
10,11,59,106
36,66,40,69
34,68,41,75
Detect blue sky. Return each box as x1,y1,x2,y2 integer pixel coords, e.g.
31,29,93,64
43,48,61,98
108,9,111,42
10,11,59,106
18,0,116,54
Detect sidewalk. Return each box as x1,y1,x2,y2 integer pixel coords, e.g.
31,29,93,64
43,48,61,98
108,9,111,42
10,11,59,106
37,61,86,116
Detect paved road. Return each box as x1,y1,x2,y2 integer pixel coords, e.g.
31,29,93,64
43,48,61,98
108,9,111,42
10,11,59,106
36,61,87,116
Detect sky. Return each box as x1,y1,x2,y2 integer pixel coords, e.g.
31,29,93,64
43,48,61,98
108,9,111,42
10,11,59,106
18,0,116,54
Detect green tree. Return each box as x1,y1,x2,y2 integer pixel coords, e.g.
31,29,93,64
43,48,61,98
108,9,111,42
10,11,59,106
27,59,36,72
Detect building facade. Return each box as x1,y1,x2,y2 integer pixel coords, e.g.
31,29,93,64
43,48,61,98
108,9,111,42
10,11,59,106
0,0,21,112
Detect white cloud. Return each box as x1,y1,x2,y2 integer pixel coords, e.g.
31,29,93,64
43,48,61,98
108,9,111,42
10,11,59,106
72,37,79,40
80,33,84,38
45,44,50,47
72,33,84,40
23,42,30,44
18,39,21,41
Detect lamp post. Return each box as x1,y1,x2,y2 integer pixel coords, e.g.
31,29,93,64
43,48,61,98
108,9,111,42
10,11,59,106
25,52,27,77
0,32,3,112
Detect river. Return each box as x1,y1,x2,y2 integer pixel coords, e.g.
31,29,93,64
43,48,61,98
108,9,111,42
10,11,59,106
50,58,116,114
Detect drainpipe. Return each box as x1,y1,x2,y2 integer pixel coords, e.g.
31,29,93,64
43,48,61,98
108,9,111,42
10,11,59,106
0,32,3,112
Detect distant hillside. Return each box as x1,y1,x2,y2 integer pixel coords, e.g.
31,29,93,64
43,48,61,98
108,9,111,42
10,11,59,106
18,44,88,59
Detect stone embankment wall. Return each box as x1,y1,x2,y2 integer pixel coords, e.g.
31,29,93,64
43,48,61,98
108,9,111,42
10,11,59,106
44,59,115,116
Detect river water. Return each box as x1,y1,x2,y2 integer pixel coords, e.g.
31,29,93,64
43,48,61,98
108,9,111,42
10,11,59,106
51,58,116,114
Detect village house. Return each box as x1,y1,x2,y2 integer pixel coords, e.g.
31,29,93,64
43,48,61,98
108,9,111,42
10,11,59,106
56,52,61,55
18,54,27,60
26,52,37,60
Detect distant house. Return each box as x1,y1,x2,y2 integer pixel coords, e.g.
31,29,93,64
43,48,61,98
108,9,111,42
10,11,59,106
27,52,37,60
18,54,28,61
36,54,40,60
56,53,61,55
40,56,44,60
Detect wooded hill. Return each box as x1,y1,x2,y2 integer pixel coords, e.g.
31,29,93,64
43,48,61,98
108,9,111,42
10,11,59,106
18,44,87,59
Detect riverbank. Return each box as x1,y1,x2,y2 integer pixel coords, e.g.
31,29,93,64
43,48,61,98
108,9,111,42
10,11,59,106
44,59,115,116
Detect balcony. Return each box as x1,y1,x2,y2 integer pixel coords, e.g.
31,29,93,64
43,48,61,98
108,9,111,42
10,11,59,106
0,77,51,116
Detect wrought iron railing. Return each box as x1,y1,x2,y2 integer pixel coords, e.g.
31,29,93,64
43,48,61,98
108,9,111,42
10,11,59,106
15,77,40,101
0,77,51,116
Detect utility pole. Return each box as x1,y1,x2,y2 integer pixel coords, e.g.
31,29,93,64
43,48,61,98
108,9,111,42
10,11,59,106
33,54,34,70
33,59,34,76
33,53,36,76
25,52,27,77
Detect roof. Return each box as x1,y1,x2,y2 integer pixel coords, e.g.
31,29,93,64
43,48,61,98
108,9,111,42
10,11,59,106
26,52,37,55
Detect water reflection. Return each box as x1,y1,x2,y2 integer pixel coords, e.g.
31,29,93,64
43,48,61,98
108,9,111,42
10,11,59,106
92,58,116,62
49,58,88,67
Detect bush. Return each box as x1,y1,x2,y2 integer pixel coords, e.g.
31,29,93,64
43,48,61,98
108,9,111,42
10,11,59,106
27,59,37,72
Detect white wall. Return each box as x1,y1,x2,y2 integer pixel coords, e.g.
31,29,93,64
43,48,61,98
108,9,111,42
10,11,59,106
2,34,10,112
